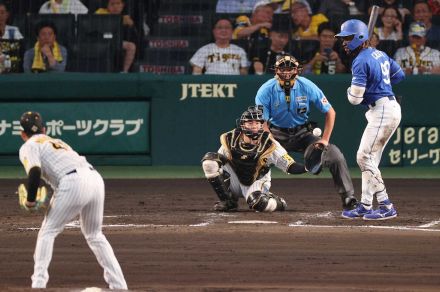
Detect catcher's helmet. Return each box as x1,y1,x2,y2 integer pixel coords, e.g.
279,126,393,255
335,19,369,51
304,143,325,175
20,111,44,135
238,105,265,140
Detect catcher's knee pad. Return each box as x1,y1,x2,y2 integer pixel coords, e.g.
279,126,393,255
247,191,286,212
202,160,220,178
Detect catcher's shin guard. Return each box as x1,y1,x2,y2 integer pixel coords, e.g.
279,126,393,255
207,172,238,211
247,191,287,212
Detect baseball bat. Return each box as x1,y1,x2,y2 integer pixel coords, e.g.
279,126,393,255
367,5,380,40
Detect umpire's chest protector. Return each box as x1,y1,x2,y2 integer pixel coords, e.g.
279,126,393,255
221,130,276,186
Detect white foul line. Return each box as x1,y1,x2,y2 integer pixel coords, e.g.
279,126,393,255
288,223,440,232
418,220,440,228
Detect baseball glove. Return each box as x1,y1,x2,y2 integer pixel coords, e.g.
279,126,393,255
304,142,325,175
17,184,48,211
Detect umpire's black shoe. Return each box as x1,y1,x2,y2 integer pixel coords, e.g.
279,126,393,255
213,199,238,212
342,196,358,210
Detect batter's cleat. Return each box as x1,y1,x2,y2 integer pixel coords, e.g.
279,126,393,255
213,200,238,212
363,205,397,220
342,196,358,210
341,203,372,219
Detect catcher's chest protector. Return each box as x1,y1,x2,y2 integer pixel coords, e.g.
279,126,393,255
221,130,275,186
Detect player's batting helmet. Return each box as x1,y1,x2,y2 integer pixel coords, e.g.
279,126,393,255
20,111,44,135
238,105,265,140
335,19,369,51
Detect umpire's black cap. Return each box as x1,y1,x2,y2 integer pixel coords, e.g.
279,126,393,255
20,111,44,135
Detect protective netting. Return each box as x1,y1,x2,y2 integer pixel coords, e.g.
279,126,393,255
1,0,439,74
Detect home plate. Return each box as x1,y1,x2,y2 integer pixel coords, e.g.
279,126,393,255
228,220,278,224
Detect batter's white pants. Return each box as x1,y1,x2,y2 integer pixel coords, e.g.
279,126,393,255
357,99,401,206
31,167,128,290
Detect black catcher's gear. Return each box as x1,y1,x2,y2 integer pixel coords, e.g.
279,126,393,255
201,152,228,166
206,171,238,212
247,191,287,212
221,130,276,186
304,142,325,175
237,105,265,141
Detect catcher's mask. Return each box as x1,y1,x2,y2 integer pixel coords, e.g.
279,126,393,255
20,111,44,136
304,142,325,175
274,54,302,89
237,105,265,141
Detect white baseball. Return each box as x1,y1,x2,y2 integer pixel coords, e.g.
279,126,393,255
313,128,322,137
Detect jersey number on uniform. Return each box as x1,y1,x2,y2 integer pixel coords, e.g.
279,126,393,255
380,61,391,85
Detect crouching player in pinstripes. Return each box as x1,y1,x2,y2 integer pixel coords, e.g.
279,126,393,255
202,105,307,212
18,111,127,289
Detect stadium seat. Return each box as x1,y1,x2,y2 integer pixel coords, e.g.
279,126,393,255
146,36,211,50
157,0,217,13
77,14,122,70
69,41,115,73
152,12,214,37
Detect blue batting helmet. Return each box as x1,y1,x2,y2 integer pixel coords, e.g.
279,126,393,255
335,19,369,51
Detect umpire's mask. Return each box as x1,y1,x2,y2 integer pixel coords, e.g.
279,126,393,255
274,54,302,89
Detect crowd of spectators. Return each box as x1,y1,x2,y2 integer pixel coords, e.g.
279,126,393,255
0,0,439,75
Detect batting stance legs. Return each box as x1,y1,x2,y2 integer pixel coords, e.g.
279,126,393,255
32,168,127,289
357,101,401,209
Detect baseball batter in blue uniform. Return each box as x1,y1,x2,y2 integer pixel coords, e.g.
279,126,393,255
255,54,358,213
336,19,405,220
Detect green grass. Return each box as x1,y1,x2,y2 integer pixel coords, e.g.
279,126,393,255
1,166,439,179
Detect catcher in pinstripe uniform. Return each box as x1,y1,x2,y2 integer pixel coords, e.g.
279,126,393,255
202,105,307,212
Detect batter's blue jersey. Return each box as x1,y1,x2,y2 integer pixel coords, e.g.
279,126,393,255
255,76,332,128
351,48,405,106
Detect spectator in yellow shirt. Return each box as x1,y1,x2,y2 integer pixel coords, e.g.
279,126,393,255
290,0,328,40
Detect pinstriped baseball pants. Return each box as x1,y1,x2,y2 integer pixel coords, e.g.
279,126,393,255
31,168,127,289
223,163,272,201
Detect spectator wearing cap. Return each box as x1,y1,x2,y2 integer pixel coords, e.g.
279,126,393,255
394,22,440,75
249,16,290,74
190,18,249,75
233,0,276,40
290,0,328,40
303,22,346,74
39,0,88,15
23,21,67,73
0,2,23,40
413,0,440,45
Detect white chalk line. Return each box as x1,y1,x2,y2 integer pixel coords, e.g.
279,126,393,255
15,213,440,233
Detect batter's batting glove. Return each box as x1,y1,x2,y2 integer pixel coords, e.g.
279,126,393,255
17,184,48,212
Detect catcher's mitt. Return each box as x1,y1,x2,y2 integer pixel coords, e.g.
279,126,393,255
304,142,325,175
17,184,48,211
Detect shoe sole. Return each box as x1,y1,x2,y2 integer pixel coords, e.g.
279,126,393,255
341,214,364,219
363,214,397,221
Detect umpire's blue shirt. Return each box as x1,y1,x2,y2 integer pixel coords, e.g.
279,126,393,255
255,76,332,128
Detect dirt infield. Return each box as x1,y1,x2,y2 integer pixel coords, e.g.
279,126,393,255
1,178,439,291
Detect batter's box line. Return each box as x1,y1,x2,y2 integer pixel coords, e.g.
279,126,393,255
418,220,440,228
288,223,440,232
